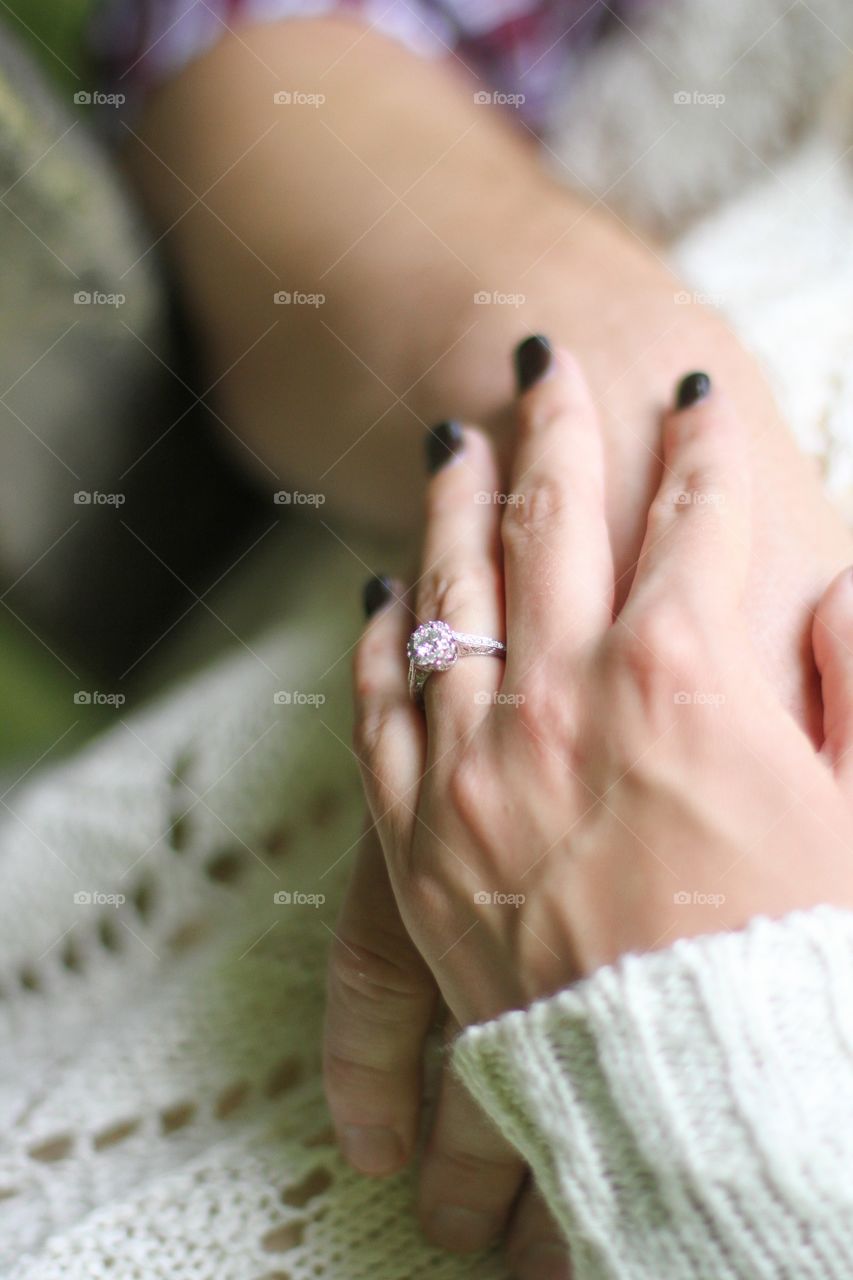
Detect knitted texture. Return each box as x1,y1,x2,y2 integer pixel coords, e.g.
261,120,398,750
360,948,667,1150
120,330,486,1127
453,908,853,1280
0,539,504,1280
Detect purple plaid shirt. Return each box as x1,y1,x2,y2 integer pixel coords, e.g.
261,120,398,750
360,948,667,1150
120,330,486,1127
91,0,657,131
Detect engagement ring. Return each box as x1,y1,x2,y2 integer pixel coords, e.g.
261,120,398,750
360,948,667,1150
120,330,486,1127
407,620,506,699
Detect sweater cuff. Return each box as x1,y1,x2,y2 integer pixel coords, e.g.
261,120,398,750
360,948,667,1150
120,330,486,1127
453,907,853,1280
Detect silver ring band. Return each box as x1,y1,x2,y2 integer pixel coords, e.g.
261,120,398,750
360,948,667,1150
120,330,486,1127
407,620,506,700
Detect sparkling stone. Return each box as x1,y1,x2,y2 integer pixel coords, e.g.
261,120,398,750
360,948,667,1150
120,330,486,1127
407,620,458,671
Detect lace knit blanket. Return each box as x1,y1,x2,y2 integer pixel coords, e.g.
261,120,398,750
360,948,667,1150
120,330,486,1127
4,0,853,1275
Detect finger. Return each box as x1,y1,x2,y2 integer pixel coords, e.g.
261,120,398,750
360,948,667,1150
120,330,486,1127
503,341,613,689
324,824,438,1176
418,1017,525,1255
353,578,424,849
507,1181,572,1280
624,373,750,625
415,423,505,743
813,567,853,790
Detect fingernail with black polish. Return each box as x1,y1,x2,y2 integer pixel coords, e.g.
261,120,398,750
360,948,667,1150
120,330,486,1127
515,334,552,392
675,371,711,409
363,574,394,618
425,420,464,474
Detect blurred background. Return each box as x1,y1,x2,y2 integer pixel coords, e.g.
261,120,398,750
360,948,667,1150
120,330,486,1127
0,0,271,774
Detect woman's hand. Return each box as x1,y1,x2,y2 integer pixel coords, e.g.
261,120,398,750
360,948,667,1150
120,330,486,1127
351,348,853,1027
325,346,853,1276
323,824,564,1272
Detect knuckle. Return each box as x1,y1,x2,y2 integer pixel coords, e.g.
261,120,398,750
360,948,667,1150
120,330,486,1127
502,476,568,546
611,602,701,698
680,463,726,509
511,661,574,743
446,753,493,833
323,1047,400,1102
425,1141,519,1184
669,464,727,514
352,702,393,764
352,632,386,703
417,563,500,623
351,664,378,710
650,463,727,531
645,487,677,540
328,932,431,1022
403,861,452,923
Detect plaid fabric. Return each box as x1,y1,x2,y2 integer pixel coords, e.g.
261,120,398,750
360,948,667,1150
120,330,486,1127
90,0,657,130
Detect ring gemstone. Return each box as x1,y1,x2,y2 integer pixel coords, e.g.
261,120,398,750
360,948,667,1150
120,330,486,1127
407,620,458,672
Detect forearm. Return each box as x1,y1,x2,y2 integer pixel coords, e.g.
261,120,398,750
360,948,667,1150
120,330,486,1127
129,15,852,729
122,16,779,535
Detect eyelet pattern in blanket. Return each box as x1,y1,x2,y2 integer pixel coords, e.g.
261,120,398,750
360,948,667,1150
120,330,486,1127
0,540,502,1280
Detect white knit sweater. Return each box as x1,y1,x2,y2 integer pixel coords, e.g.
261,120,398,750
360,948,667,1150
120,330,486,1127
4,0,853,1276
454,908,853,1279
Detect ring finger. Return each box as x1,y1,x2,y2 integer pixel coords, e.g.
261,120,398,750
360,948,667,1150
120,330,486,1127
415,421,505,750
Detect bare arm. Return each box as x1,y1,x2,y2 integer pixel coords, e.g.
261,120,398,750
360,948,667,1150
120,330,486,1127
127,15,850,727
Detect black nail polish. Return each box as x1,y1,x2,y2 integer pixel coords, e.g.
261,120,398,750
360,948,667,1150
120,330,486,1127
363,575,394,618
425,420,464,475
515,334,552,392
675,371,711,409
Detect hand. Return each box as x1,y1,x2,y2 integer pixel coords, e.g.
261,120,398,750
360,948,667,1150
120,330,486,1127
323,822,566,1273
351,348,853,1033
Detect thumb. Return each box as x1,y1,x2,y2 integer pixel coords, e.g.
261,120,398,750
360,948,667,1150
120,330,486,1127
324,822,438,1176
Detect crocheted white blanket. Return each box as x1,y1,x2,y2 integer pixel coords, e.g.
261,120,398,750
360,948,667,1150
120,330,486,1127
4,2,853,1275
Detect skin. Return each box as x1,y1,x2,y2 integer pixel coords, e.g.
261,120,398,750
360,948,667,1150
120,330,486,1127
128,17,849,724
350,351,853,1270
124,14,853,1274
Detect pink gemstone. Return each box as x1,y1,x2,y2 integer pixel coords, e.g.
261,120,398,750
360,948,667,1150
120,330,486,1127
407,621,458,671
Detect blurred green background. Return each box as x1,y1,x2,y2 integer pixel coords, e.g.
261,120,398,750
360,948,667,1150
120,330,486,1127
4,0,94,86
0,0,106,772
